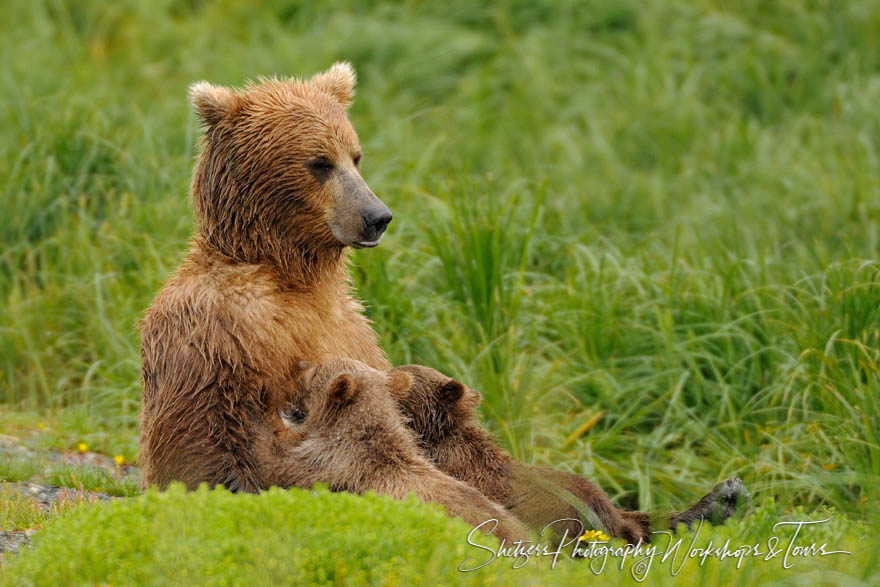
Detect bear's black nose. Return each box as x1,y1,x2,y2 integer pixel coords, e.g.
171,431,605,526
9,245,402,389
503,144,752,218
362,207,393,239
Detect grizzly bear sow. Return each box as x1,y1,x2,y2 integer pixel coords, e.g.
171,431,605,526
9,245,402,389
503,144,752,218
392,364,748,543
139,63,394,491
262,358,529,543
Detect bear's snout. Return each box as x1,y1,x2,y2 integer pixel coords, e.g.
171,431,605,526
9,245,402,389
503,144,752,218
359,206,393,246
329,171,392,249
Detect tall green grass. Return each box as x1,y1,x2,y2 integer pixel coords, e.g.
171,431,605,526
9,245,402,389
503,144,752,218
0,0,878,535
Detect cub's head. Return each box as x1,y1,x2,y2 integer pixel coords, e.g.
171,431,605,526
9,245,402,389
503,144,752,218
390,365,483,443
189,62,392,261
281,358,412,432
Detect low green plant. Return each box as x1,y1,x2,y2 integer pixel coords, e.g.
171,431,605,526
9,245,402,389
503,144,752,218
0,458,41,484
43,464,139,498
0,483,79,532
2,487,876,585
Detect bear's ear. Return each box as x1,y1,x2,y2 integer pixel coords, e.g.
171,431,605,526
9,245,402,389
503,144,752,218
438,380,466,404
309,61,356,109
189,81,238,127
387,370,414,399
327,373,359,407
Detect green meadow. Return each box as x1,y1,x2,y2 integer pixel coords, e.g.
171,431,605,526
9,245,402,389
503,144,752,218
0,0,878,583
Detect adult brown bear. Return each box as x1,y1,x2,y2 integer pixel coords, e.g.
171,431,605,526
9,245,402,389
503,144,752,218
139,62,746,536
140,63,397,492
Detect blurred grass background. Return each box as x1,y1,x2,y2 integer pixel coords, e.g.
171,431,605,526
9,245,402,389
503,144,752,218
0,0,878,534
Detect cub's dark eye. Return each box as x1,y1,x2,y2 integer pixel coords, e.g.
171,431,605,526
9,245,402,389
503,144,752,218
353,153,362,167
306,157,335,182
281,405,306,426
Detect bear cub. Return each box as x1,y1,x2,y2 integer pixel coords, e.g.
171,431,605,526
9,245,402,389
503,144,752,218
392,365,748,544
268,358,529,543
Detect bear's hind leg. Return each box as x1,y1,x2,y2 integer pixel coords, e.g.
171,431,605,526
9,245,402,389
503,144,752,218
509,464,648,545
620,477,750,535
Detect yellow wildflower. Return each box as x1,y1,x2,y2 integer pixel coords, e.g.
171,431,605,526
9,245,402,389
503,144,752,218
77,442,88,453
579,530,610,542
114,455,125,466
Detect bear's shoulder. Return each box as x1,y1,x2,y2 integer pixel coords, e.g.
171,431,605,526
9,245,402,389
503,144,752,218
140,250,289,367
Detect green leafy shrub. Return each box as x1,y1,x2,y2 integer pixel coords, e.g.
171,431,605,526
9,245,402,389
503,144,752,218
0,484,551,585
2,487,877,585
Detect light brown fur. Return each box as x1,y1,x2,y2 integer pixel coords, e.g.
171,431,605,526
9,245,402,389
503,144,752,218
261,358,529,543
139,64,390,491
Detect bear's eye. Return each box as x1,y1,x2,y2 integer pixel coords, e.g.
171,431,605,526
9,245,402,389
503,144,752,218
306,157,335,182
281,405,306,426
353,153,362,167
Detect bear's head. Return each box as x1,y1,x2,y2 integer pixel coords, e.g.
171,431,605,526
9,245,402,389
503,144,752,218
282,358,413,432
189,62,392,269
389,365,483,444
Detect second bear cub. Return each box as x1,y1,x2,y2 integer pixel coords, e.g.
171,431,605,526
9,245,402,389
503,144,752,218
392,365,646,543
393,365,748,544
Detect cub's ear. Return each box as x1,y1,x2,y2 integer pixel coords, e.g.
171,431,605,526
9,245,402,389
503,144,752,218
438,380,466,404
387,370,414,399
327,373,359,407
309,61,356,109
189,81,238,127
